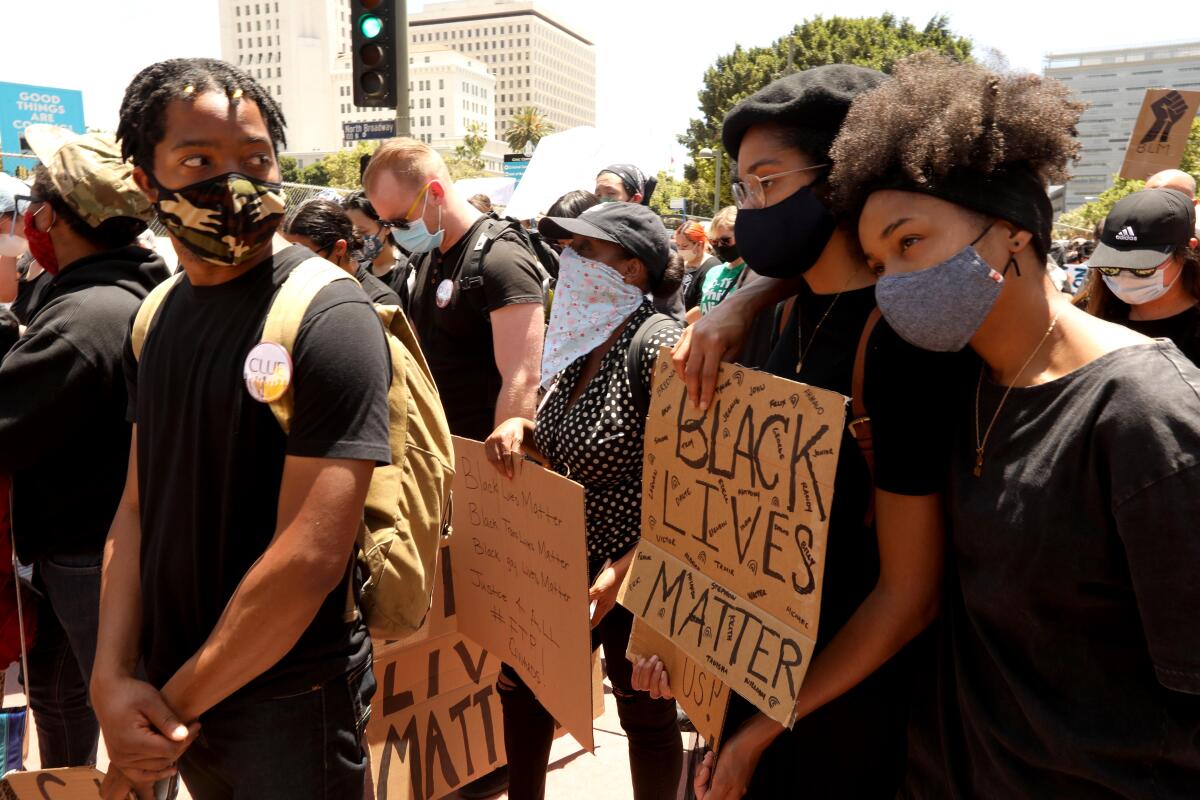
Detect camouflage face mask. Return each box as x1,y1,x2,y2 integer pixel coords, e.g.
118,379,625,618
151,172,286,266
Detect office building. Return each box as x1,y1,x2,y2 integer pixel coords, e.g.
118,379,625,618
1044,41,1200,208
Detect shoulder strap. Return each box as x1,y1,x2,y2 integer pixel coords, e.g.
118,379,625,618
260,256,358,434
849,308,882,525
459,216,523,290
628,313,678,418
131,272,185,361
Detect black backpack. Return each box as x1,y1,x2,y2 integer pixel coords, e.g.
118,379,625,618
626,313,683,418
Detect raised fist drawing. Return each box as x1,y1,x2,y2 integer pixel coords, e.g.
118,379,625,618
1140,90,1189,144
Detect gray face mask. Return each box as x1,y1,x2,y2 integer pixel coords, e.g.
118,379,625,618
875,223,1012,352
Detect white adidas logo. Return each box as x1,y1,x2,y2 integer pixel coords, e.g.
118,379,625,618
1115,226,1138,242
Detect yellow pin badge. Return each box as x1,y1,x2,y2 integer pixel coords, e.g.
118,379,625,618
243,341,293,403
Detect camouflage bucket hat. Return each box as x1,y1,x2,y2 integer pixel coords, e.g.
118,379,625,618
24,124,153,227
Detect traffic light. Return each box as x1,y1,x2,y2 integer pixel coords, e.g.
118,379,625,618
352,0,397,108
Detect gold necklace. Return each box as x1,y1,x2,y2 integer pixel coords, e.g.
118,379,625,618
973,312,1061,477
795,270,860,375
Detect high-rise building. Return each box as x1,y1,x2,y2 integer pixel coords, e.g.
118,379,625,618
1044,41,1200,208
409,0,596,137
218,0,506,171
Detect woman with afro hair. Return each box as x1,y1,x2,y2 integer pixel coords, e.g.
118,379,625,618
832,52,1200,798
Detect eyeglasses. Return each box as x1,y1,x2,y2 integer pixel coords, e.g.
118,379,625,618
732,164,828,210
379,182,432,231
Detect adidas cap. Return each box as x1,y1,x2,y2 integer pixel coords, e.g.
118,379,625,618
1091,188,1197,271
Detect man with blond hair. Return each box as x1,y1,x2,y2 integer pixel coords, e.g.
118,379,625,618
364,138,544,442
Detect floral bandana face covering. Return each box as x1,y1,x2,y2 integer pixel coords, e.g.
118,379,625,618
540,246,646,388
151,172,286,266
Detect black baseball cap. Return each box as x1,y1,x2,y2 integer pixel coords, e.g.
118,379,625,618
538,202,671,279
1091,188,1197,270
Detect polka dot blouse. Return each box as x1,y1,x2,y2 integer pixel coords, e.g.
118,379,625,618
534,302,683,575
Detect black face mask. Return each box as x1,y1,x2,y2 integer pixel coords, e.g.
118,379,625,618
733,184,836,278
713,242,740,264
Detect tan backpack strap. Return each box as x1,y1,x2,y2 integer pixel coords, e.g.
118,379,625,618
131,272,184,361
260,256,357,434
849,308,882,525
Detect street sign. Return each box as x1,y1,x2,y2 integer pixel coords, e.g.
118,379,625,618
503,153,532,186
0,82,85,175
343,119,397,142
669,198,687,211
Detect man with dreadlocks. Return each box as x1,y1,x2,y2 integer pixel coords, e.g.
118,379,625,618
832,52,1200,798
91,58,390,799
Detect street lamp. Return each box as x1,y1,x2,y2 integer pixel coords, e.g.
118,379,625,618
697,146,721,217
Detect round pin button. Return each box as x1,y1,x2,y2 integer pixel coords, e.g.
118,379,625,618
435,278,455,308
243,341,293,403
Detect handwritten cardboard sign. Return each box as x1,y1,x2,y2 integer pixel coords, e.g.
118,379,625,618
626,618,729,749
368,634,505,800
1119,88,1200,180
0,768,105,800
448,437,595,752
620,353,845,728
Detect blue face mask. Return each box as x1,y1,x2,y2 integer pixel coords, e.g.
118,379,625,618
390,192,444,254
874,222,1010,352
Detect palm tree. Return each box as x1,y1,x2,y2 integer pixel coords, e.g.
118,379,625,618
504,107,555,153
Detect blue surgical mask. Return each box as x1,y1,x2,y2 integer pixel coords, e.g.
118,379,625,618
390,194,444,254
875,224,1008,352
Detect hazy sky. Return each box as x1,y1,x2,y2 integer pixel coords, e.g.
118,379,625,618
5,0,1196,172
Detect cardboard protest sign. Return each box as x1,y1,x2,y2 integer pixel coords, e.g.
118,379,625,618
1119,88,1200,181
627,618,729,749
368,634,505,800
619,353,845,728
0,768,105,799
448,437,595,752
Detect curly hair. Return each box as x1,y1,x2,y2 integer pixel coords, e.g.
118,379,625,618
117,58,287,172
830,52,1084,213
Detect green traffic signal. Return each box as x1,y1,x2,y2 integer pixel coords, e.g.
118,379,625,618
359,14,383,39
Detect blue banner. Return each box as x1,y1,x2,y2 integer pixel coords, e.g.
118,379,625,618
0,82,86,174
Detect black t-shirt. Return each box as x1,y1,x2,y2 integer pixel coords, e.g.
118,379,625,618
682,255,722,312
356,263,402,306
905,342,1200,799
126,244,392,706
726,281,969,796
408,217,544,440
1123,304,1200,364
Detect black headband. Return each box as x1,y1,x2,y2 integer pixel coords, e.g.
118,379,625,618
875,164,1053,256
600,164,656,206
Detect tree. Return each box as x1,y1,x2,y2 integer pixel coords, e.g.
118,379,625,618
1057,118,1200,233
504,107,554,153
320,141,378,188
446,122,489,180
298,161,331,187
679,14,973,215
649,169,706,218
279,155,303,183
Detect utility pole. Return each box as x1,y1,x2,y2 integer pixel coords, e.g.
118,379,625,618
395,0,410,137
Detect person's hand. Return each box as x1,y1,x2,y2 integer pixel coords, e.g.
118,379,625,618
630,655,674,699
671,300,752,412
92,674,197,783
100,766,158,800
694,714,783,800
485,417,531,479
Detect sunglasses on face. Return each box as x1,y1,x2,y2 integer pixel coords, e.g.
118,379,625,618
1091,264,1164,278
712,237,735,247
379,182,433,231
